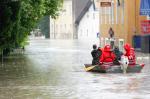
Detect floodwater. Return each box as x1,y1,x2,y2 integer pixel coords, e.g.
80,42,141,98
0,39,150,99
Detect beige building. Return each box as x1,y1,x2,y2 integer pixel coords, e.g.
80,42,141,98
99,0,146,51
50,0,73,39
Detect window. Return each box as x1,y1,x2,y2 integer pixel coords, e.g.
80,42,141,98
105,38,110,45
93,13,95,19
87,14,89,18
147,15,150,20
51,25,53,33
80,29,82,36
105,7,107,24
108,6,111,24
121,0,125,24
56,24,58,29
87,30,88,36
100,1,114,24
100,37,104,47
69,5,72,15
65,24,67,29
119,39,124,52
100,8,102,24
111,0,114,24
104,6,109,24
116,0,118,24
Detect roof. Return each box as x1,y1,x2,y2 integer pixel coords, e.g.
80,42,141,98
73,0,92,25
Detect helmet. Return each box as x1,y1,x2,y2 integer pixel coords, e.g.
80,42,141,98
104,45,111,52
124,43,131,51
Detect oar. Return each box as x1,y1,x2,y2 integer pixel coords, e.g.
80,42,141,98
84,65,97,72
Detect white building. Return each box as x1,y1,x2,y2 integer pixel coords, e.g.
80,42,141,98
50,0,73,39
77,2,100,41
77,2,100,40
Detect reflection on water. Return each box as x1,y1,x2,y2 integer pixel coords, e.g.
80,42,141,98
0,39,150,99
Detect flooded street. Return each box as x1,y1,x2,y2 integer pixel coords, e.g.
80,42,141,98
0,39,150,99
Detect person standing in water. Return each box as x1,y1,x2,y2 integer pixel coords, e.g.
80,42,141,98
108,27,115,49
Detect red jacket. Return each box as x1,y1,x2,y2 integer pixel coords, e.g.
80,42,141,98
124,44,136,65
100,51,116,63
100,45,116,63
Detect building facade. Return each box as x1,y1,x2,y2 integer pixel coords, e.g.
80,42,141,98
78,2,100,40
50,0,73,39
72,0,92,39
99,0,146,50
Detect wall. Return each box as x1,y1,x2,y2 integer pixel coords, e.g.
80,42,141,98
78,4,99,40
99,0,146,46
72,0,91,39
50,0,73,39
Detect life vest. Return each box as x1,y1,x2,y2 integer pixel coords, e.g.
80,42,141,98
100,45,116,69
128,48,136,65
124,44,136,66
100,51,115,62
124,43,131,56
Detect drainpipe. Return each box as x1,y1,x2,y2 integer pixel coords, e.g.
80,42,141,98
134,0,137,35
92,0,96,11
49,16,51,39
54,20,56,39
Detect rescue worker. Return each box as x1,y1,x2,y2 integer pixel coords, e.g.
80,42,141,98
91,44,102,65
124,44,136,66
113,46,123,65
100,45,116,69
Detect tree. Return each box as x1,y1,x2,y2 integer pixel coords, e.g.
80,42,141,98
0,0,63,55
0,1,21,55
38,16,50,38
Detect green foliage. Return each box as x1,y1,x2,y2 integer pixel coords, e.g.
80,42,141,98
0,1,21,49
0,0,63,55
38,16,50,38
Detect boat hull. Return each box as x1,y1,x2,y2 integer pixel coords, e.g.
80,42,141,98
84,64,144,73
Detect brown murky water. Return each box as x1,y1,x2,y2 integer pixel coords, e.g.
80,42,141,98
0,39,150,99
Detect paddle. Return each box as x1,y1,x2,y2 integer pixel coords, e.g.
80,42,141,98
84,65,97,72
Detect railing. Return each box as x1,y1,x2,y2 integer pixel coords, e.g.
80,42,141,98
0,48,25,65
100,37,125,51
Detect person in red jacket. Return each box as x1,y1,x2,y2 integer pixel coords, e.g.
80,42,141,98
99,45,116,69
124,44,136,66
124,43,131,56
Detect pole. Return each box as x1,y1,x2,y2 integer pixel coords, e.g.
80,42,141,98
99,0,103,47
54,20,56,39
49,16,51,39
135,0,137,35
1,49,3,66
